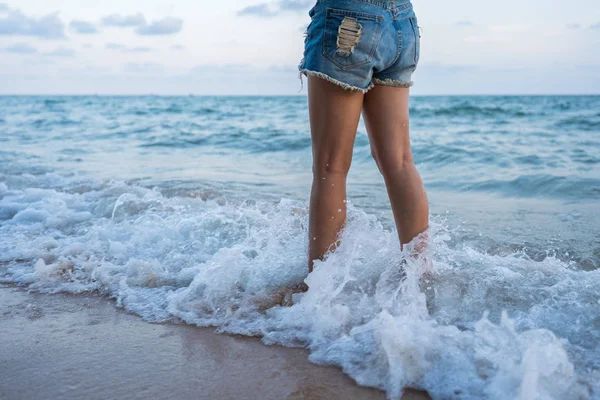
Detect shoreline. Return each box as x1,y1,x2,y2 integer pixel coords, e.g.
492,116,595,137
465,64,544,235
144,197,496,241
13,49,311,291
0,285,429,400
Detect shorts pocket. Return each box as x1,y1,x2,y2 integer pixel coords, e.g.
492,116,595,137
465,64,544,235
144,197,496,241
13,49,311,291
321,8,383,71
409,16,420,65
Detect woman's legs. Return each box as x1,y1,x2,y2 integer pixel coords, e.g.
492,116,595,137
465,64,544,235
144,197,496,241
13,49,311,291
362,85,429,248
307,76,364,272
306,78,428,275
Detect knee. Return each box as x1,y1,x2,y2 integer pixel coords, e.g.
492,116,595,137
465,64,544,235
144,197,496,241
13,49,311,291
376,151,415,179
312,157,351,178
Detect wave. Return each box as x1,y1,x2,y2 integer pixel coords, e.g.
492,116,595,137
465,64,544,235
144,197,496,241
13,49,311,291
427,174,600,200
29,117,81,129
139,129,312,153
194,107,218,115
148,105,183,114
0,175,597,399
43,99,66,106
555,117,600,131
410,104,532,119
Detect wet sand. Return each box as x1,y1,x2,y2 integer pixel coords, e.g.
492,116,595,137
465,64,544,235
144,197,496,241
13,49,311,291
0,286,429,400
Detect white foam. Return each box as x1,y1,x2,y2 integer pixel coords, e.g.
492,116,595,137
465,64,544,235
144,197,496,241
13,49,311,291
0,175,597,399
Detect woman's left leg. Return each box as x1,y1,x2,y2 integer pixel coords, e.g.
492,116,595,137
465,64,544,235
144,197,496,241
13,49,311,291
307,75,365,272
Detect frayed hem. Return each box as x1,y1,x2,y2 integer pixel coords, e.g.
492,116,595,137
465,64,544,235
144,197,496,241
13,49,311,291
372,77,413,88
299,69,373,94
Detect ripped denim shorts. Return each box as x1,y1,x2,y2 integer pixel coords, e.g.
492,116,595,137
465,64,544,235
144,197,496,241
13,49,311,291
299,0,420,93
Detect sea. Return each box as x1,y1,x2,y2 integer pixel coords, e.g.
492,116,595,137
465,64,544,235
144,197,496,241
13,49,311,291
0,95,599,399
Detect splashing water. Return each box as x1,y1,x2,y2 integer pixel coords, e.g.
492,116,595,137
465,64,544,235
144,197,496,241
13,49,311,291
0,173,597,399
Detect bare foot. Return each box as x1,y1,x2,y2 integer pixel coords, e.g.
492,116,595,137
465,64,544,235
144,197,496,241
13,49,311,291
278,283,309,307
251,283,309,310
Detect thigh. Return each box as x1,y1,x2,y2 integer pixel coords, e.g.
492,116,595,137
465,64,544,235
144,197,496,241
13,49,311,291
362,85,412,167
308,76,364,172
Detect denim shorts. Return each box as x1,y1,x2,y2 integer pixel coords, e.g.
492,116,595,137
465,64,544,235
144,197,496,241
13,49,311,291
299,0,420,93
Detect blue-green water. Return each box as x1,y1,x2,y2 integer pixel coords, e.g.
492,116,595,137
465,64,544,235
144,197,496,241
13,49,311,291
1,95,599,399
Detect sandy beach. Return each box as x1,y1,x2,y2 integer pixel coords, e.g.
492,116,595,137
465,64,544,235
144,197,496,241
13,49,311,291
0,285,429,400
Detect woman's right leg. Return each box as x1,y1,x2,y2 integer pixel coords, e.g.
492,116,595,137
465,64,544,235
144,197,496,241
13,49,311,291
307,75,364,272
362,85,429,249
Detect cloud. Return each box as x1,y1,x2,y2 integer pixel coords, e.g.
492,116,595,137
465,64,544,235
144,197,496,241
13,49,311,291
566,23,581,30
101,13,146,27
464,35,511,44
237,0,311,17
171,44,185,50
279,0,312,11
185,63,305,94
488,24,528,34
590,23,600,30
190,64,256,76
0,6,65,39
135,17,183,35
70,20,98,34
3,43,37,54
237,4,275,17
3,62,600,95
456,20,474,27
267,65,298,73
105,43,126,50
44,47,76,57
107,43,129,50
123,62,163,73
105,43,152,53
413,63,600,95
101,13,182,35
129,46,152,53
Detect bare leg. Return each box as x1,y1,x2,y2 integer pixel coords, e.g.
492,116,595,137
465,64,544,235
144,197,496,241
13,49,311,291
362,85,429,249
307,76,364,272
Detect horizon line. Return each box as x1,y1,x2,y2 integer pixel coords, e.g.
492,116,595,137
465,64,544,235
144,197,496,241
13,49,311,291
1,93,599,97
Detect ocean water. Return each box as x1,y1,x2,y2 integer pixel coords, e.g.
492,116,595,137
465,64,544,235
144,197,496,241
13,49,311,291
0,95,599,399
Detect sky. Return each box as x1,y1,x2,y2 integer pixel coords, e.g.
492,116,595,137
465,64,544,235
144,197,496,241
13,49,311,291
0,0,599,95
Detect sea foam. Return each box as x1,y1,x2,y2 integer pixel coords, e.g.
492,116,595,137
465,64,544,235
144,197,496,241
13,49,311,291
0,174,597,399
